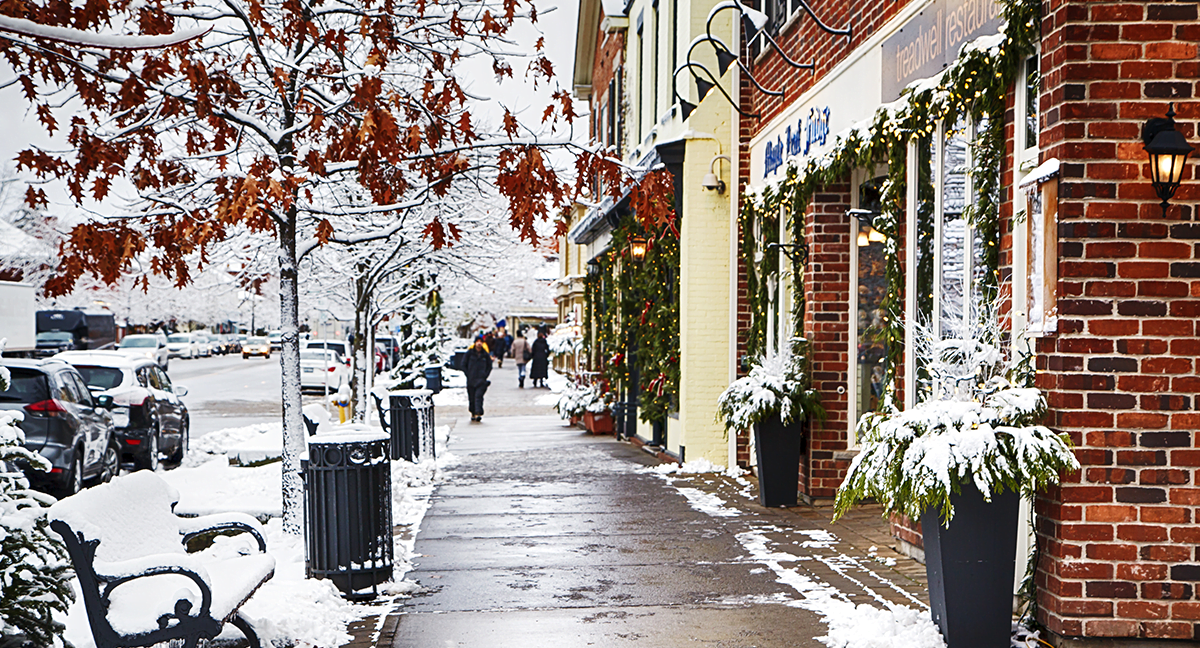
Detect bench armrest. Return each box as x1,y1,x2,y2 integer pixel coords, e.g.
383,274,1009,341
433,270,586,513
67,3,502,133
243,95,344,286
177,513,268,553
93,553,214,622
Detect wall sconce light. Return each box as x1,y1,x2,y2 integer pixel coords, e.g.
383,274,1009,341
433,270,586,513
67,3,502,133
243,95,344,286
702,155,731,194
1142,103,1194,216
628,236,648,264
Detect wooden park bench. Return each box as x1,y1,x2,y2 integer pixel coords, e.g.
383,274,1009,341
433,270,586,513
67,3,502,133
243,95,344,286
47,471,275,648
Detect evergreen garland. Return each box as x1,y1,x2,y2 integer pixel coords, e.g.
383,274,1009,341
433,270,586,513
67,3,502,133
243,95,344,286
739,0,1039,400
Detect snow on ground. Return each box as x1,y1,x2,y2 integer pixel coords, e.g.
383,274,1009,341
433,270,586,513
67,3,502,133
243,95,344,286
61,420,453,648
647,465,945,648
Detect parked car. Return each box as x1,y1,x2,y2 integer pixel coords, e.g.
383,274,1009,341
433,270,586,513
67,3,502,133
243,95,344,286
242,336,271,359
0,358,119,497
54,351,189,471
166,333,201,359
34,331,77,357
375,335,400,368
222,334,242,354
116,333,170,369
299,349,348,393
305,339,350,360
192,332,215,357
268,330,283,351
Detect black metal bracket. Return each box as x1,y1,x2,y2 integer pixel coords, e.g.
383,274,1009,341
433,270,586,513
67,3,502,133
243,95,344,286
766,241,809,265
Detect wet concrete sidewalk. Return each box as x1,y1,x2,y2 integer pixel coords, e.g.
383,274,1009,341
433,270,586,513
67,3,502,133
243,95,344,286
343,363,929,647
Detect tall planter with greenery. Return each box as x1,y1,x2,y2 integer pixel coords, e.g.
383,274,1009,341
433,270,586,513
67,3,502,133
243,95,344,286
834,310,1078,648
717,339,823,507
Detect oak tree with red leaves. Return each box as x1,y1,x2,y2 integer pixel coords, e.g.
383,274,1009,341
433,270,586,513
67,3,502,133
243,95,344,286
3,0,671,531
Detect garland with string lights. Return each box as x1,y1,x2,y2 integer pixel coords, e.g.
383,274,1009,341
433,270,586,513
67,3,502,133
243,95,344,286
583,211,681,426
739,0,1037,398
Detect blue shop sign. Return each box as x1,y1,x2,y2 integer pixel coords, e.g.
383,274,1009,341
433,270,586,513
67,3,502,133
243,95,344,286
763,106,831,179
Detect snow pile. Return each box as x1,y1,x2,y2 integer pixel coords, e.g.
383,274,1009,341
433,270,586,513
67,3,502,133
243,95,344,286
646,457,726,475
717,338,822,432
187,422,282,467
819,601,945,648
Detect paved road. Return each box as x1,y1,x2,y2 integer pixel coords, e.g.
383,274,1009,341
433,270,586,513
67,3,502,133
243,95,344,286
165,353,285,437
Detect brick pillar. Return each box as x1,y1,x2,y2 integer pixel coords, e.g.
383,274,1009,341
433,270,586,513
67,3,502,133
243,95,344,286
803,182,853,499
1035,1,1200,642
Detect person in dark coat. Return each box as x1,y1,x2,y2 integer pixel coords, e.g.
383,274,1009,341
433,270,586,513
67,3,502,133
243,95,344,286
462,335,493,422
529,329,550,388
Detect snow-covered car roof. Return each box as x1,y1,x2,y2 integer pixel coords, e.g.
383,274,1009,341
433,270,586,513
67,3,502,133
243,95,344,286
51,350,158,371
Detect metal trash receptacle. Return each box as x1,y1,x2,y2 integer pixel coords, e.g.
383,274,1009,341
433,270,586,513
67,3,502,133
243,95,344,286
374,389,435,462
304,429,392,600
449,350,467,371
423,365,443,394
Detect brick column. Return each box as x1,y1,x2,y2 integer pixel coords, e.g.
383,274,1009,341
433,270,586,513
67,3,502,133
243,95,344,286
1035,1,1200,642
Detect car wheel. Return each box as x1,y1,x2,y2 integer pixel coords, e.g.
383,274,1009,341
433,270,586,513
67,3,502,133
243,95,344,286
97,441,120,484
58,452,83,498
135,421,160,472
167,416,188,465
243,353,249,359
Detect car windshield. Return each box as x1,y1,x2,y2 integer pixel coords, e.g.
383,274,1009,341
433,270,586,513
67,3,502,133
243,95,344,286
168,334,191,343
36,332,72,343
248,337,268,345
0,368,50,403
119,336,157,347
309,342,346,354
73,365,126,391
300,351,337,362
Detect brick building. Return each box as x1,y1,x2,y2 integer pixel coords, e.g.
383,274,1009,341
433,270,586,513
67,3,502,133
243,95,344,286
728,0,1200,645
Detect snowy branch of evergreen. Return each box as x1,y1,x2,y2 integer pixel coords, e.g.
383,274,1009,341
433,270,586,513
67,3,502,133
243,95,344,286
716,338,823,434
835,300,1079,523
554,382,609,421
0,402,74,647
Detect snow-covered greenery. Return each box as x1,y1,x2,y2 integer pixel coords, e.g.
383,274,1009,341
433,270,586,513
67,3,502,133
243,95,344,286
554,382,609,420
835,305,1079,523
546,323,582,356
716,338,823,433
0,411,73,647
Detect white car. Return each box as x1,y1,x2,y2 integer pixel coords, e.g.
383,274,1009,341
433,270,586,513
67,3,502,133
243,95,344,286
192,332,215,357
299,349,348,392
116,334,170,369
52,351,190,470
166,333,200,359
305,339,350,359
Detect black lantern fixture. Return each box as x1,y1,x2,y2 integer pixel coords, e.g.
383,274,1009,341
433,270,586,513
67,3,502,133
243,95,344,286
628,236,648,264
1142,103,1194,216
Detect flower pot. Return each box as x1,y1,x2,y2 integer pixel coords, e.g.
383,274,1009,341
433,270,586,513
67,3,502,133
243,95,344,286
583,411,613,435
752,413,802,507
919,482,1019,648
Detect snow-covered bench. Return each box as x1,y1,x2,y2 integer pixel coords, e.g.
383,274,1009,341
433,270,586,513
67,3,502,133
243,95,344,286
47,471,275,648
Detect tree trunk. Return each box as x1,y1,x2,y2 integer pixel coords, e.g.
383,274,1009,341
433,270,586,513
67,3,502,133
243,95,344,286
278,215,305,536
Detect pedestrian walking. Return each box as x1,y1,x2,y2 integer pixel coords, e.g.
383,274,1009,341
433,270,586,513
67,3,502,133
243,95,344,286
462,335,492,422
529,328,550,388
491,327,509,368
509,331,532,388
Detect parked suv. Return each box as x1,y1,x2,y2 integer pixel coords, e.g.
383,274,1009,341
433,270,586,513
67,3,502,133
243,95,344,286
0,358,119,497
166,333,200,359
53,351,189,471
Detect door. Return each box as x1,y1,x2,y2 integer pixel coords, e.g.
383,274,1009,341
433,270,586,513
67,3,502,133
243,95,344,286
64,372,106,470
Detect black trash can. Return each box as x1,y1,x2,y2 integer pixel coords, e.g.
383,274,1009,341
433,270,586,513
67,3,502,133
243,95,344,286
449,350,467,371
375,389,435,462
423,365,443,394
304,430,393,600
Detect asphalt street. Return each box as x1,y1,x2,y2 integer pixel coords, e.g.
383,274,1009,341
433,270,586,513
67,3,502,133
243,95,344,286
166,353,285,437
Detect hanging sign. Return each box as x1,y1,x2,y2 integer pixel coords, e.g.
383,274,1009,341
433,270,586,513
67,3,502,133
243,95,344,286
880,0,1003,102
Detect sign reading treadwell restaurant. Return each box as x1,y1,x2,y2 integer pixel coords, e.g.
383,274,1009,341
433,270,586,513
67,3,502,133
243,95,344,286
750,0,1003,189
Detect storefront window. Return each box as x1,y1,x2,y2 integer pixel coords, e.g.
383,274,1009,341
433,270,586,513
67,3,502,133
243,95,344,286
852,176,887,445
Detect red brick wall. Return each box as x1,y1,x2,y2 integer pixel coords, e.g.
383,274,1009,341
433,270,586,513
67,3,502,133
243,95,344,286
589,12,625,143
1034,0,1200,642
742,0,919,137
803,182,853,498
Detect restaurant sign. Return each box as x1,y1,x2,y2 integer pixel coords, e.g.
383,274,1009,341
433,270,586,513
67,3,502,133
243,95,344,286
880,0,1003,102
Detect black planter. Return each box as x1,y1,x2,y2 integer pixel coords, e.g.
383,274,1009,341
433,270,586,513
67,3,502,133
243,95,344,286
752,413,803,507
919,482,1019,648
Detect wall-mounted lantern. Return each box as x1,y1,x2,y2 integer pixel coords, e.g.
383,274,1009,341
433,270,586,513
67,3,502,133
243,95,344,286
628,236,648,264
1142,103,1194,216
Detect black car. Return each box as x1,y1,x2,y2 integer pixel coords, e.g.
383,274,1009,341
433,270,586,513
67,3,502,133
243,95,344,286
54,351,189,471
33,331,76,358
0,359,119,497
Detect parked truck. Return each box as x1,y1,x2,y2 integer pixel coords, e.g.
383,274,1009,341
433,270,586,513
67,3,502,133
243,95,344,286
34,309,116,356
0,281,36,356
